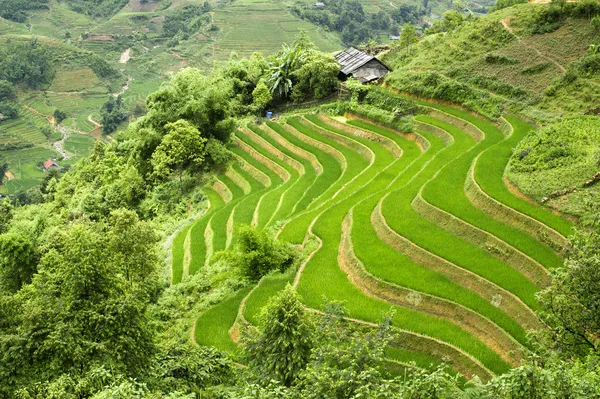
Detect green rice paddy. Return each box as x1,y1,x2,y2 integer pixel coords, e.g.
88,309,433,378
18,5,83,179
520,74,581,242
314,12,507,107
172,95,572,380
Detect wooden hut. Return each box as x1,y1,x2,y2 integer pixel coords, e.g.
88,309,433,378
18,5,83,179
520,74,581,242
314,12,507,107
334,47,391,83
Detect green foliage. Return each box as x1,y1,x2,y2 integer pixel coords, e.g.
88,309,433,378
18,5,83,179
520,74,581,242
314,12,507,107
521,62,552,75
385,71,505,119
524,0,600,35
252,81,273,113
62,0,129,17
100,96,129,134
0,80,16,101
537,220,600,358
217,225,297,282
145,68,236,142
400,23,419,55
0,232,38,292
152,342,233,393
267,44,305,99
291,51,340,102
507,116,600,198
297,305,394,399
242,285,314,387
491,0,527,11
425,10,467,35
291,0,422,46
485,54,520,65
0,40,54,89
0,211,159,396
53,109,67,125
0,199,12,232
163,5,211,40
0,0,48,22
151,119,207,182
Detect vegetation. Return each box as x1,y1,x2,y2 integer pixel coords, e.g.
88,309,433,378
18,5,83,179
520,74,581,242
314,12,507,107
100,95,129,133
2,0,600,397
291,0,425,45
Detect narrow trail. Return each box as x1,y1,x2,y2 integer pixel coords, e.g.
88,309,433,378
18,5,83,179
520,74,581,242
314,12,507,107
88,114,102,128
500,17,566,75
23,105,69,159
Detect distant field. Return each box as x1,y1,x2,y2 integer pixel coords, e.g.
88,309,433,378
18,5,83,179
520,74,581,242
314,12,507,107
0,146,57,194
64,134,96,158
212,0,342,60
50,68,104,92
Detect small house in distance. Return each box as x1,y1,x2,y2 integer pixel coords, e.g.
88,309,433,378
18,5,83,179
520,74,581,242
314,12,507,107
43,159,59,171
314,1,325,6
334,47,391,84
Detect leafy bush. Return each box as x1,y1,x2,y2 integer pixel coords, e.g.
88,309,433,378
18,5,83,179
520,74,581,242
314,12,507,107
521,62,552,75
0,0,48,22
485,54,520,65
508,116,600,197
491,0,527,11
0,40,54,89
163,5,211,38
386,71,505,119
215,225,298,282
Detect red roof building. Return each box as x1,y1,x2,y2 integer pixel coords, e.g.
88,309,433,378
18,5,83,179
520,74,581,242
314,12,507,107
43,160,59,170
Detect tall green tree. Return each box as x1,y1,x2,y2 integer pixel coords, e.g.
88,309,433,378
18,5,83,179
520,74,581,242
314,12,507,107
267,44,305,99
0,232,38,293
291,51,340,102
400,23,419,56
537,219,600,358
242,285,314,387
151,119,207,184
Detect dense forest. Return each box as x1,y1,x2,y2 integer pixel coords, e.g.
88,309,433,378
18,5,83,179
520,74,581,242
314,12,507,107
292,0,426,45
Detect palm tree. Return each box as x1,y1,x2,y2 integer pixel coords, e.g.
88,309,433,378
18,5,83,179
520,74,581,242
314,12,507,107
266,44,305,99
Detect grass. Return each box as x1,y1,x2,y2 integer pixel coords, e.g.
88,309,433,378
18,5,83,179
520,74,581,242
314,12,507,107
477,115,574,238
380,117,540,313
418,115,563,271
411,97,574,238
64,134,96,158
235,128,300,227
185,188,224,279
171,223,192,285
352,126,530,348
243,271,295,325
176,98,570,379
194,287,253,353
247,124,317,225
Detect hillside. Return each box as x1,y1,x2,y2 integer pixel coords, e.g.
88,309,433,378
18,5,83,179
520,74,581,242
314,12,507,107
382,0,600,217
1,1,600,397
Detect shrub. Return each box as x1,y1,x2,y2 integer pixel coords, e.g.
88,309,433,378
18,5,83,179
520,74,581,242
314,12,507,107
521,62,552,75
485,54,519,65
215,225,298,282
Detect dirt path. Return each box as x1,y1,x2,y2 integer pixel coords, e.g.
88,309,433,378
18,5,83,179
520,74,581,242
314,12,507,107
114,77,132,97
22,105,70,159
119,48,131,64
500,17,566,75
52,126,69,160
88,114,102,128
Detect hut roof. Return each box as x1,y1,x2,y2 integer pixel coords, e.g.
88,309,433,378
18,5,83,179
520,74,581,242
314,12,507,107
334,47,377,75
44,159,58,170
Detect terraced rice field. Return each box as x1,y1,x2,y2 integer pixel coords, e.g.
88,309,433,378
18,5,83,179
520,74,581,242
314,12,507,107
171,93,573,380
212,0,341,60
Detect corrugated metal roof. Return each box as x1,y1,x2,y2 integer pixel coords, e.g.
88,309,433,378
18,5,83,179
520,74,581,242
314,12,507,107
334,47,375,75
